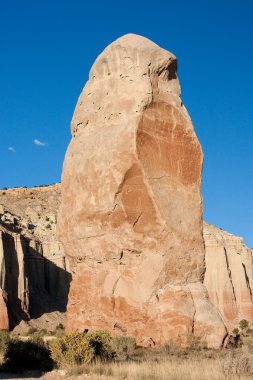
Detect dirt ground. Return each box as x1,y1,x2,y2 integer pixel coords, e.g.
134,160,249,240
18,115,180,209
0,371,114,380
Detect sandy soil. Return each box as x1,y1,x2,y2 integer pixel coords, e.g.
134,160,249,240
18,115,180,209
0,371,114,380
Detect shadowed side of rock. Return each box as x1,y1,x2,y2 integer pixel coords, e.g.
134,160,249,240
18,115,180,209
0,185,71,332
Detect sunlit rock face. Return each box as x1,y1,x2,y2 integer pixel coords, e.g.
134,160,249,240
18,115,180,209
58,34,226,348
204,222,253,329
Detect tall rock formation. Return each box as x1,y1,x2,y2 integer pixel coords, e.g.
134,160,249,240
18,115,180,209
0,185,71,331
58,34,226,347
204,222,253,328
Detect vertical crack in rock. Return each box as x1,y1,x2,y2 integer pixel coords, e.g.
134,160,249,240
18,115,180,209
133,212,142,227
223,247,237,303
242,263,253,298
187,285,196,334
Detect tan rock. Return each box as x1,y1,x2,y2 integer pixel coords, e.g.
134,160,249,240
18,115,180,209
0,185,70,331
58,34,226,347
204,222,253,329
0,289,8,330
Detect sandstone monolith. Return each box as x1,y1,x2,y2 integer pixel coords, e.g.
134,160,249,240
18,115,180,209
58,34,226,347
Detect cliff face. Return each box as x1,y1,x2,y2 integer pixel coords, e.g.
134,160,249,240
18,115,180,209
204,222,253,329
0,182,252,340
58,34,226,348
0,185,71,332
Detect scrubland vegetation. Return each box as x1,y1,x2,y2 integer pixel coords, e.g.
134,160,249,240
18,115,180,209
1,320,253,379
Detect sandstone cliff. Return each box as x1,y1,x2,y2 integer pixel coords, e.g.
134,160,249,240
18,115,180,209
204,222,253,329
1,182,252,341
58,34,226,348
0,185,71,332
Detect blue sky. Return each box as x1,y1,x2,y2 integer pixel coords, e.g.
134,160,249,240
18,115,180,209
0,0,252,246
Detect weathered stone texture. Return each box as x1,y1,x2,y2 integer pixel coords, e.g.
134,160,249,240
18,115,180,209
0,288,8,330
0,185,70,332
204,222,253,329
58,34,226,347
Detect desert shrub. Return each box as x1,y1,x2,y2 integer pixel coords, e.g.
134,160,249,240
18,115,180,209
163,340,184,356
232,327,239,335
56,323,64,330
0,330,10,354
246,327,253,335
241,336,253,352
223,351,253,378
227,327,242,348
4,338,53,372
111,336,136,361
227,321,253,349
50,331,94,367
239,319,249,330
86,329,112,360
55,323,65,338
187,333,206,350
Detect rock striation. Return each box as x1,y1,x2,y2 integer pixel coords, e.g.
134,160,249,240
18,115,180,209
1,183,252,340
58,34,226,347
0,185,71,332
204,222,253,329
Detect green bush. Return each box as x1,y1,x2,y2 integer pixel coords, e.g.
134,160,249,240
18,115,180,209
87,330,112,359
50,332,95,367
239,319,249,330
0,330,10,354
4,338,53,372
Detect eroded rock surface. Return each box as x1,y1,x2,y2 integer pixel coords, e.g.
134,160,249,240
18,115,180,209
0,289,8,329
58,34,226,347
0,185,70,332
204,222,253,329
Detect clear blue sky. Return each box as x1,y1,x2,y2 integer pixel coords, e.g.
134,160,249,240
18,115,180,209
0,0,252,246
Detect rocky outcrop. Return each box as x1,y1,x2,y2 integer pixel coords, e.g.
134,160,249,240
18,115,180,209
58,34,226,348
204,222,253,330
0,185,71,332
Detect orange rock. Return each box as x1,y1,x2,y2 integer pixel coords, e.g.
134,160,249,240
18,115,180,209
58,34,226,347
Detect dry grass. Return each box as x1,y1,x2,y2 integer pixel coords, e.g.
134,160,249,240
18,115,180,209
67,350,253,380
